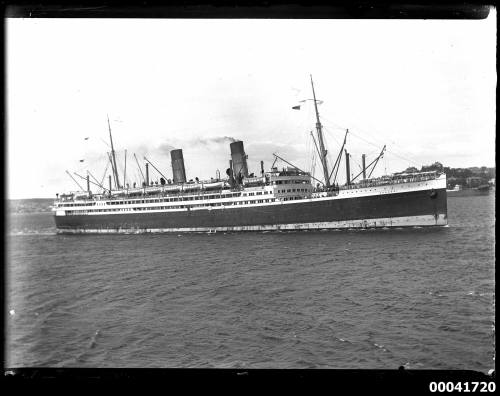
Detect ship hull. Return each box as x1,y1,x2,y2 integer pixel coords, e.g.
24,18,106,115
54,187,448,233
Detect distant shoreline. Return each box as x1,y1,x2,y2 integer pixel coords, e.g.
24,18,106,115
8,198,55,201
8,198,54,214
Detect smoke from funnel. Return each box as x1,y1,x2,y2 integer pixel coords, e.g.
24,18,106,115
197,136,238,145
158,142,177,155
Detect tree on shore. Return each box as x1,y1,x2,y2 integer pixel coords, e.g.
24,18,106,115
400,162,495,187
421,162,444,172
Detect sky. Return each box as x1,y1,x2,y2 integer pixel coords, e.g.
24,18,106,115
7,13,497,199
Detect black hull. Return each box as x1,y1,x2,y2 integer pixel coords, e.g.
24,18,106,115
54,188,448,232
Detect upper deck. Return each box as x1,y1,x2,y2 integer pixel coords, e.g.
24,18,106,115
56,167,315,203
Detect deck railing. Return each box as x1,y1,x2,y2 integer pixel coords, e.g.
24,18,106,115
312,171,441,193
56,186,250,204
341,171,440,190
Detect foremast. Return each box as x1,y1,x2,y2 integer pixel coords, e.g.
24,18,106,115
107,115,121,189
310,75,330,187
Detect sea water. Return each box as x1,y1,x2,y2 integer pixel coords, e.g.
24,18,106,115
6,194,495,370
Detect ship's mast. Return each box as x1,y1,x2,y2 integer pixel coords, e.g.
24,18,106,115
107,115,120,189
310,75,330,187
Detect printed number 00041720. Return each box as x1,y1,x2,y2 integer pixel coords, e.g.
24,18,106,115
429,382,496,392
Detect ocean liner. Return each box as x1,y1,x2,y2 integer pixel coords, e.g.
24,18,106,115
53,77,448,233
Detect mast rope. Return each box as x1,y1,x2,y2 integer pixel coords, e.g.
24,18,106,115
308,132,317,178
320,115,421,168
99,156,111,187
320,128,344,179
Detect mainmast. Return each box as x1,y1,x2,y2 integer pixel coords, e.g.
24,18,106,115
107,115,120,189
310,75,330,187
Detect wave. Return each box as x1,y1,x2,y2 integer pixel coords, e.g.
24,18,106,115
402,361,424,369
73,329,101,363
467,291,495,298
88,329,101,349
373,343,388,352
9,230,57,236
261,333,283,342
